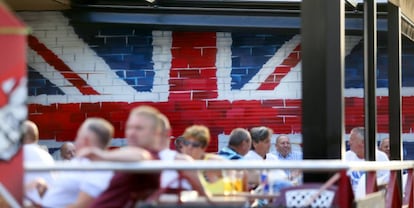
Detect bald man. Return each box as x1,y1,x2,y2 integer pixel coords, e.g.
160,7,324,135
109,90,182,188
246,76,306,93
60,142,76,160
23,121,54,204
22,120,39,144
379,138,390,159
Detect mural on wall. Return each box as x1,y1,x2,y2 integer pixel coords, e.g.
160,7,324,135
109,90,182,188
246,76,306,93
21,11,414,155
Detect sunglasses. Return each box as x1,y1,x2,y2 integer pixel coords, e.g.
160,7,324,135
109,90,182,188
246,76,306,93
182,140,203,148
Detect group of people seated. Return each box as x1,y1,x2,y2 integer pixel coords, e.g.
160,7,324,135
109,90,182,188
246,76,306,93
23,105,398,207
23,105,304,207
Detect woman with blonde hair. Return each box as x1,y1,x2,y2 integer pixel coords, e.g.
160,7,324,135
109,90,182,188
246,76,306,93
181,125,234,195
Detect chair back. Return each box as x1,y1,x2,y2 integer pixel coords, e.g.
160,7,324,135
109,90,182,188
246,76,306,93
274,183,338,207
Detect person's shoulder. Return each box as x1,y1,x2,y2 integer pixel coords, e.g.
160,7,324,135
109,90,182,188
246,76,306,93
376,149,389,161
266,153,279,160
243,150,255,159
217,146,231,155
344,150,357,161
159,148,177,160
292,150,302,156
205,153,225,161
24,144,54,162
173,152,194,161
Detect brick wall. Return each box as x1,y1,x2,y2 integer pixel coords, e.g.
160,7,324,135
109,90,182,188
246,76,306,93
20,11,414,154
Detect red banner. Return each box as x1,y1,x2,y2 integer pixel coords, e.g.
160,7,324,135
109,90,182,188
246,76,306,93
0,3,27,205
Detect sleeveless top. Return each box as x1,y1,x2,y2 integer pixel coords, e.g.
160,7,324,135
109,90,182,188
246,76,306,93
89,149,160,208
198,153,225,195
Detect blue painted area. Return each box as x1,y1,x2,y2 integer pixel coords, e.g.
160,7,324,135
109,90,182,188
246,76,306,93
72,24,154,92
28,67,64,96
230,33,294,89
404,142,414,160
345,36,414,88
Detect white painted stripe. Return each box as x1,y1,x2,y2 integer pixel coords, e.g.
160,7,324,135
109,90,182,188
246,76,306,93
150,30,172,102
217,35,364,100
216,32,233,99
28,49,82,97
243,35,301,91
345,87,414,97
21,12,137,96
21,12,173,104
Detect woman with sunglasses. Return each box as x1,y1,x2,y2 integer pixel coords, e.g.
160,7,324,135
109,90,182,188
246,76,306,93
181,125,227,195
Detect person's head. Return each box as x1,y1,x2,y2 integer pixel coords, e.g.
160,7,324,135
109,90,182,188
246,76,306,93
181,125,210,160
275,134,292,157
22,120,39,144
158,112,172,149
379,138,390,158
74,118,114,151
174,136,185,153
349,127,365,159
126,105,165,151
228,128,251,156
60,142,76,160
250,126,273,158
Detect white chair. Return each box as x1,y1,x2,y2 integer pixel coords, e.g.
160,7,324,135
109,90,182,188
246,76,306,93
274,183,337,207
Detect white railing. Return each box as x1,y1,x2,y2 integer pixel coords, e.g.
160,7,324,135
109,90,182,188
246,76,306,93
25,160,414,172
24,159,414,207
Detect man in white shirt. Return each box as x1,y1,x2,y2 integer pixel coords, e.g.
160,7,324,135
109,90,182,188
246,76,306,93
23,120,55,201
244,126,279,161
41,118,114,208
344,127,389,199
244,127,289,192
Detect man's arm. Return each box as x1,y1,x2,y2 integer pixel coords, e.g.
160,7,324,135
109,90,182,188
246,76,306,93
174,153,208,196
77,146,152,162
66,191,94,208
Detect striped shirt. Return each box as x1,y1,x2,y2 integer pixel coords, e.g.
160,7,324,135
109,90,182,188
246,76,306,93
217,146,243,160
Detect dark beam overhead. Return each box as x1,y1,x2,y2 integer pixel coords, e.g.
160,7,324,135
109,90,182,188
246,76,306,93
70,0,414,41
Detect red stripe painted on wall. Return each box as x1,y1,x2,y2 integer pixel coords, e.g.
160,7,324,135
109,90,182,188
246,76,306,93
28,96,414,151
169,32,218,100
257,44,301,90
28,35,100,95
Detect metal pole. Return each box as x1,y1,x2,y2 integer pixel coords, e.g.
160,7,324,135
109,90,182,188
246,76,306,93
301,0,344,181
387,1,402,198
363,0,377,161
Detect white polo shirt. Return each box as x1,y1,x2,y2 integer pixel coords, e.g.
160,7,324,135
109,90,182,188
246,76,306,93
41,157,113,207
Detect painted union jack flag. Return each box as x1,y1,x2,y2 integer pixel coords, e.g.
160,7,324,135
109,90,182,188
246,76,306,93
21,12,414,152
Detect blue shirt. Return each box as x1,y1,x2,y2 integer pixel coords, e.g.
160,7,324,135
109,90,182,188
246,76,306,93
274,151,303,182
217,146,243,160
274,151,303,161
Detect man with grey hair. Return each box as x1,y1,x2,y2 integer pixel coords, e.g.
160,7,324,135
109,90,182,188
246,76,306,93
218,128,252,160
274,134,302,184
345,127,389,199
274,134,302,160
379,137,390,159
